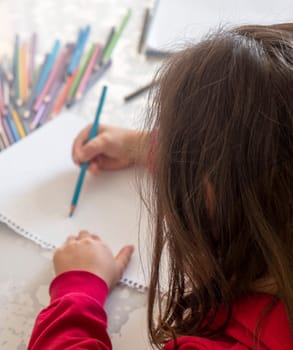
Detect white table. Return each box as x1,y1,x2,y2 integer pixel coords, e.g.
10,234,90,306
0,0,158,348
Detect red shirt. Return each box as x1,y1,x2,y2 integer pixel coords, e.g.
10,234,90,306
28,271,293,350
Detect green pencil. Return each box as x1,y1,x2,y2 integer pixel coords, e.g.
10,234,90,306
67,44,96,102
102,9,131,61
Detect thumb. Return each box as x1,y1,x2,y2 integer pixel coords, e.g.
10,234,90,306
115,245,134,280
79,137,107,163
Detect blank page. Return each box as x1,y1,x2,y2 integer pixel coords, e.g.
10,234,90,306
146,0,293,55
0,113,151,289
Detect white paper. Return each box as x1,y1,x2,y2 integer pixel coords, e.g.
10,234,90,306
146,0,293,54
0,113,151,289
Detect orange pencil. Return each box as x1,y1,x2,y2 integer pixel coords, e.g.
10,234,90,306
51,69,78,117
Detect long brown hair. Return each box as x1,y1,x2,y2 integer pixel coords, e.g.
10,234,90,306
144,24,293,348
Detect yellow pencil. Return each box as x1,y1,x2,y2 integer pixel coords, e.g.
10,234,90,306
11,109,26,138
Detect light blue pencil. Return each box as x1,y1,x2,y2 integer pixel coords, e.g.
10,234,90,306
69,85,107,217
6,109,19,142
67,28,84,75
67,26,91,75
35,40,60,94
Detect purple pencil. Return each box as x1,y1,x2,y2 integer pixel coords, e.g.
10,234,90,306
33,49,68,112
1,114,14,144
23,54,49,119
30,104,46,130
30,80,62,129
3,79,10,107
40,80,63,125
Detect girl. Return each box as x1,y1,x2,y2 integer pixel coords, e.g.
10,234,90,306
28,23,293,349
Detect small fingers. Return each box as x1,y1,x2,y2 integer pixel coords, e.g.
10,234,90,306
90,233,101,241
65,235,77,244
115,245,134,278
72,125,92,165
77,230,91,240
77,230,101,241
88,161,100,176
78,137,107,163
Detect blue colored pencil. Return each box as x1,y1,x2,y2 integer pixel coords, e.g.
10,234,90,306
69,85,107,217
13,35,20,100
35,40,60,94
24,54,49,118
6,109,19,142
1,114,14,144
67,26,91,75
67,28,83,74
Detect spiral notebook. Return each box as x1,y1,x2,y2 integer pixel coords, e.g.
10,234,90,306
0,114,151,290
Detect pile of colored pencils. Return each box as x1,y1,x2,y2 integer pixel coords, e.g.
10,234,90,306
0,9,131,151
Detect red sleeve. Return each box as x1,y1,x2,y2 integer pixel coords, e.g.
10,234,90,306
28,270,112,350
164,336,248,349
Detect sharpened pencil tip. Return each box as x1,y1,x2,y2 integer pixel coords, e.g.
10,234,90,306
69,205,76,217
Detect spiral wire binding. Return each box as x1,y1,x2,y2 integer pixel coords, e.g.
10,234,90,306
0,212,148,291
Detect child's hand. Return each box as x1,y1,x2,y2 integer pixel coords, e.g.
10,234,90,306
53,231,134,289
72,124,149,176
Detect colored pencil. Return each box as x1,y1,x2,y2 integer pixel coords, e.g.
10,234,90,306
102,9,131,61
51,68,79,116
16,38,22,105
0,133,5,150
39,80,63,125
124,81,156,102
75,44,101,100
67,26,91,75
44,46,74,102
23,54,49,118
138,8,150,53
13,35,20,100
0,79,5,115
97,27,115,67
67,60,111,109
11,108,26,138
6,109,20,142
29,33,37,87
20,44,29,102
66,28,83,75
19,44,24,102
0,61,13,85
33,49,68,112
67,44,95,102
2,113,15,144
2,79,10,107
35,40,60,95
84,59,112,94
69,85,107,217
0,115,9,147
30,104,46,130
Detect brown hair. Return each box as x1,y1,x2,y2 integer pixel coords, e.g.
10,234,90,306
144,23,293,348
